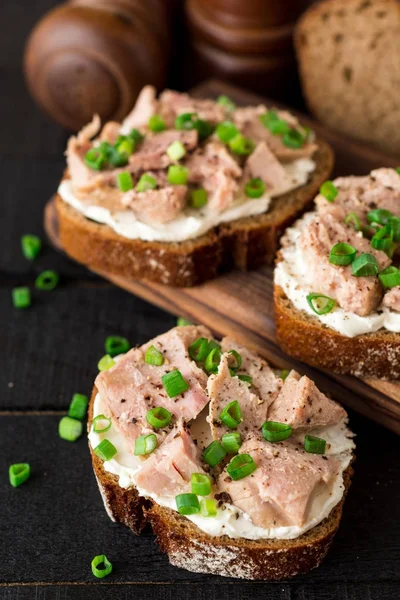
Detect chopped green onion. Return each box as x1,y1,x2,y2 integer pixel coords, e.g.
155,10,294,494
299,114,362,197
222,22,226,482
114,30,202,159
304,434,326,454
227,350,242,372
189,188,208,209
12,287,31,309
129,128,144,144
191,472,212,496
93,414,112,433
21,234,41,260
280,369,290,381
167,140,186,161
217,95,236,112
329,242,357,266
136,173,157,192
134,433,157,456
35,270,59,291
107,145,128,168
262,421,292,443
319,181,338,202
167,165,189,185
306,293,335,315
200,498,217,517
175,112,198,130
396,166,400,175
371,225,396,256
221,431,242,453
389,216,400,242
176,493,200,515
344,212,361,232
145,345,164,366
367,208,392,226
229,134,255,155
162,369,189,397
207,339,222,352
203,440,227,467
220,400,242,429
148,114,165,132
84,147,107,170
259,110,281,130
189,337,210,362
115,137,135,157
59,416,83,442
226,453,257,480
91,554,112,579
177,317,193,326
9,463,30,488
204,347,222,374
379,266,400,289
237,373,252,385
116,171,133,192
94,438,118,461
146,407,172,429
105,336,130,357
68,393,88,420
216,120,238,143
352,253,379,277
194,118,214,140
282,129,305,148
98,354,115,371
245,177,265,199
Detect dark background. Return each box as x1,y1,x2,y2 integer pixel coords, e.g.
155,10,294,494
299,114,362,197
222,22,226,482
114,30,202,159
1,1,399,599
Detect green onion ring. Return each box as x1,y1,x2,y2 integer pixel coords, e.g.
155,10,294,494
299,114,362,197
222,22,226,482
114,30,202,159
304,435,326,454
146,407,172,429
93,414,112,433
329,242,357,266
262,421,292,443
226,453,257,481
306,293,335,315
351,253,379,277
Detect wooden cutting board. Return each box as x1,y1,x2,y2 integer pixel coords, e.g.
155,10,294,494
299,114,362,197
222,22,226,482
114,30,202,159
45,79,400,435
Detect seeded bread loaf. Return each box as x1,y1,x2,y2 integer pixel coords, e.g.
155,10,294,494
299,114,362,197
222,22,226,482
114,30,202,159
295,0,400,156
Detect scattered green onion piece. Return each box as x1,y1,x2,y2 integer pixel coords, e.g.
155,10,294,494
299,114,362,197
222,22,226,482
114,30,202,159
134,433,157,456
35,270,59,291
217,95,236,112
329,242,357,266
229,134,255,155
146,407,172,429
378,266,400,289
191,472,212,496
115,137,135,157
227,350,242,372
204,347,222,374
389,216,400,242
280,369,290,381
189,337,210,362
189,188,208,209
226,453,257,481
371,225,396,256
177,317,193,326
351,253,379,277
219,400,242,429
105,335,130,357
207,339,222,352
68,393,89,420
306,293,335,315
176,493,200,515
259,110,280,130
98,354,115,371
59,416,83,442
282,129,305,148
262,421,292,443
167,140,186,161
304,434,326,454
21,234,41,260
162,369,189,397
194,118,214,140
203,440,227,467
221,431,242,453
107,145,128,168
145,345,164,366
91,554,112,579
200,498,217,517
148,114,165,132
237,373,252,385
344,212,361,232
396,166,400,175
116,171,133,192
93,414,112,433
84,147,107,170
12,287,31,309
245,177,265,199
94,438,118,461
216,120,238,143
129,128,144,144
175,112,197,130
167,165,189,185
9,463,30,488
136,173,157,192
367,208,392,226
319,180,338,202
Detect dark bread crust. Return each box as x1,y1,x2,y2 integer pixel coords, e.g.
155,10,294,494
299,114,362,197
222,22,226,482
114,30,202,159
56,139,333,286
88,388,353,579
274,283,400,380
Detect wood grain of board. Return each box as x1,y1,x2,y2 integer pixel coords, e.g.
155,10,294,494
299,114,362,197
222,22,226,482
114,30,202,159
45,80,400,435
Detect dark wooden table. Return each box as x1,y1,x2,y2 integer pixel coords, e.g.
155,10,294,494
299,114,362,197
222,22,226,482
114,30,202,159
1,2,399,598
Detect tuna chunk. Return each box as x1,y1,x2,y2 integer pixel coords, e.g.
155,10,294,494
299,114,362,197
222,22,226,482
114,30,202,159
244,141,286,190
100,121,121,145
128,130,198,173
298,212,390,315
95,326,211,444
135,422,204,497
267,371,346,429
66,115,102,189
382,286,400,311
159,90,226,127
121,85,158,133
121,185,187,224
218,436,341,528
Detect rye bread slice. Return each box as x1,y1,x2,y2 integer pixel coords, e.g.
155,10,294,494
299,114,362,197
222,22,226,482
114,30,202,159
56,138,333,287
295,0,400,156
88,388,353,580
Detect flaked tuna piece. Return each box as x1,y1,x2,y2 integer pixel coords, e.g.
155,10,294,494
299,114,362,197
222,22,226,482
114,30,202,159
77,114,101,144
99,121,121,145
75,184,123,212
121,185,187,224
159,90,226,127
298,212,390,316
267,370,346,429
218,436,341,528
128,129,198,173
95,325,211,444
244,141,286,190
382,286,400,311
134,421,204,498
66,115,102,188
121,85,158,133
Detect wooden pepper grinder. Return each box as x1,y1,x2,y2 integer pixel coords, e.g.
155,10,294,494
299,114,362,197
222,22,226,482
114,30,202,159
24,0,173,131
